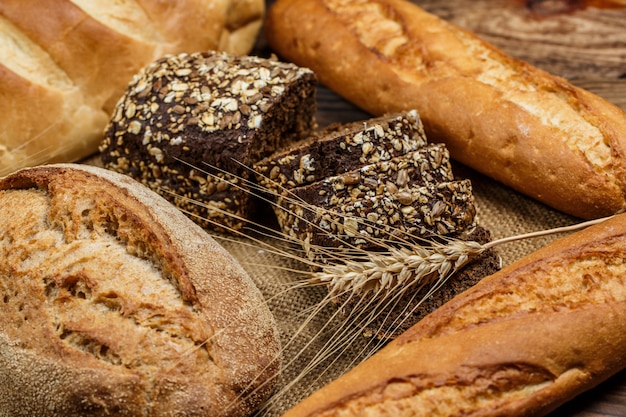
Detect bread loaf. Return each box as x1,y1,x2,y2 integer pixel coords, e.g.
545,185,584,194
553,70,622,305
100,51,317,232
0,164,280,417
254,111,427,194
0,0,264,177
280,213,626,417
253,110,501,339
264,0,626,220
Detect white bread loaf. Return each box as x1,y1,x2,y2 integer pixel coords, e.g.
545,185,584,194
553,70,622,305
280,213,626,417
264,0,626,220
0,0,264,177
0,164,280,417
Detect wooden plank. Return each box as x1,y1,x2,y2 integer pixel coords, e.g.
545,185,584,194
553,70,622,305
417,0,626,80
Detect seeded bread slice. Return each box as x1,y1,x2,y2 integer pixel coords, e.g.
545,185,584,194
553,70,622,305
276,147,477,257
253,110,427,194
100,51,317,232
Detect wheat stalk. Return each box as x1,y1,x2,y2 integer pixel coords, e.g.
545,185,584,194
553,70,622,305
312,239,483,297
312,215,615,298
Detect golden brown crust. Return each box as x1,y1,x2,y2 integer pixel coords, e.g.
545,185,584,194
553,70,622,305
0,0,265,176
0,164,280,416
265,0,626,219
281,213,626,417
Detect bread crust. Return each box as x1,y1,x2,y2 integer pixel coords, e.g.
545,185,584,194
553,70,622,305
265,0,626,219
280,213,626,417
0,0,264,176
0,164,280,416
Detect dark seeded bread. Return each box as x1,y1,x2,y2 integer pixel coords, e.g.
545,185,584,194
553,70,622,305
253,110,427,194
256,110,498,346
285,179,477,255
100,51,317,232
277,146,477,255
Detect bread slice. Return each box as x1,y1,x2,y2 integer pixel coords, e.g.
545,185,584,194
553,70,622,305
0,164,281,417
254,110,497,340
253,110,427,194
277,146,477,255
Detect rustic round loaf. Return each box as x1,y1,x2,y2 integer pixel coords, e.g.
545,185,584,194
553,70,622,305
0,164,281,417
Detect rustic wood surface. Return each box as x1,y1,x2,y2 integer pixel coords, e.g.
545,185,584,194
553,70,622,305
258,0,626,415
417,0,626,80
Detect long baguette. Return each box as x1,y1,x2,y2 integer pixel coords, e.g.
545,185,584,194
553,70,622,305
264,0,626,220
280,213,626,417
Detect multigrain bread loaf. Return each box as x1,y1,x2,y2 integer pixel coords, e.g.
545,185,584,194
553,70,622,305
101,51,317,232
264,0,626,220
255,111,479,257
253,111,430,254
0,0,264,177
0,164,281,417
281,213,626,417
253,111,500,338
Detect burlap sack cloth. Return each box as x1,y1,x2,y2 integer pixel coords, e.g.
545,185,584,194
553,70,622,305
211,81,593,416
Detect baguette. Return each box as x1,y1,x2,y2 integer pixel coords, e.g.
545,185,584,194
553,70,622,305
280,213,626,417
0,164,280,417
0,0,264,177
264,0,626,220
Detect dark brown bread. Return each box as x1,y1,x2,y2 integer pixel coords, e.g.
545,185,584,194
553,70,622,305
257,110,497,341
277,146,477,254
280,213,626,417
0,164,281,417
100,51,317,232
253,110,427,194
256,112,480,261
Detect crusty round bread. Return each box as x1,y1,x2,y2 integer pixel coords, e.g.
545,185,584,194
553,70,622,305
0,164,281,417
0,0,265,177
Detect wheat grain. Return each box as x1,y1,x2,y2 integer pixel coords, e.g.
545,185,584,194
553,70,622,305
312,239,485,297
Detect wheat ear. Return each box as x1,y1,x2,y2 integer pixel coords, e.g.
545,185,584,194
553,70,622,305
313,215,615,298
